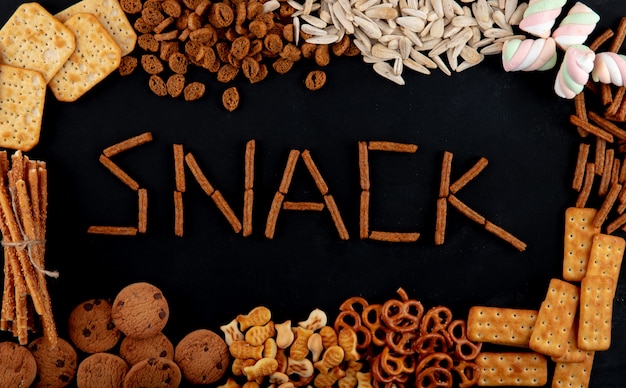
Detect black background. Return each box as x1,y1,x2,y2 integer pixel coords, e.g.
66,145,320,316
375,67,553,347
1,0,626,386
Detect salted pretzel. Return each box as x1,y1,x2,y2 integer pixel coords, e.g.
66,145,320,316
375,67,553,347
379,346,416,376
413,332,449,358
447,319,482,361
415,366,454,388
334,309,372,351
361,303,389,347
380,288,424,333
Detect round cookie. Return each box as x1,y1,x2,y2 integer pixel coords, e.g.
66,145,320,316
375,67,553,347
28,336,78,388
68,298,121,353
122,357,181,388
174,329,229,384
0,341,37,387
76,352,129,388
119,331,175,366
111,282,169,339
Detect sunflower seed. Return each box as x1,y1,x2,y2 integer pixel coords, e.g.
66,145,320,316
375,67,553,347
306,34,341,44
263,0,280,13
301,14,328,29
301,23,328,35
373,61,406,84
365,6,399,19
403,57,431,74
396,16,426,32
372,42,402,59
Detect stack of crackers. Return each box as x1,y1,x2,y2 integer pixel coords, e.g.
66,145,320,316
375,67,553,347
0,0,137,151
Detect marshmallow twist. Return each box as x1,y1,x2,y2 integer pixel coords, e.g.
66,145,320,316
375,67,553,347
592,52,626,87
554,44,595,99
519,0,567,38
502,38,558,72
552,2,600,50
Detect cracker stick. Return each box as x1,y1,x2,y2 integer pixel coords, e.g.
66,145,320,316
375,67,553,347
578,276,614,350
572,143,589,191
588,111,626,140
324,194,349,240
358,141,370,191
598,148,614,196
265,192,285,239
99,155,140,191
447,194,486,225
606,211,626,233
439,151,453,197
609,16,626,53
1,250,16,332
243,189,253,237
589,28,614,51
211,190,242,233
563,207,600,281
279,150,300,194
434,197,447,245
283,201,325,211
611,158,621,186
576,163,595,208
369,231,420,242
569,115,614,142
574,92,588,137
595,138,606,175
173,144,185,192
360,190,369,239
301,150,328,195
485,221,526,251
138,188,148,233
600,84,613,106
449,157,488,194
174,191,183,237
605,87,625,117
592,182,622,228
87,226,138,235
367,141,418,153
245,140,255,191
530,279,579,357
102,132,153,157
184,153,215,196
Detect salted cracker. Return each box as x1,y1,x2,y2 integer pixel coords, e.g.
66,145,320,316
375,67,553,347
551,320,588,363
529,278,579,358
578,275,614,351
0,2,76,83
475,352,548,386
55,0,137,56
563,207,600,281
467,306,537,347
585,234,624,292
49,13,122,102
0,65,46,151
552,351,594,388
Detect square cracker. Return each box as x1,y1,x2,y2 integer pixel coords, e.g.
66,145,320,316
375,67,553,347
552,351,594,388
0,2,76,83
467,306,537,347
551,320,588,363
586,233,624,290
476,352,548,386
49,13,122,102
529,278,579,358
563,207,600,281
578,275,614,351
55,0,137,56
0,64,46,151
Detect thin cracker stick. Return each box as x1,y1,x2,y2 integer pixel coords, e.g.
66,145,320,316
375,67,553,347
620,155,626,183
485,220,526,251
358,141,370,191
184,153,215,196
243,189,253,237
174,191,183,237
138,188,147,233
369,231,420,242
601,84,613,106
279,150,300,194
572,143,590,191
301,150,329,195
102,132,153,157
99,155,140,191
605,87,625,117
283,201,325,211
87,226,138,235
606,211,626,234
609,17,626,53
1,250,16,331
323,194,349,240
265,192,285,239
612,158,621,187
173,144,185,192
593,182,622,228
245,140,255,190
447,194,486,225
598,148,614,196
589,28,614,51
574,92,589,137
576,163,596,208
617,185,626,213
569,115,614,143
439,151,453,197
435,197,447,245
360,190,369,239
449,157,489,194
588,111,626,140
367,141,418,153
595,137,606,176
210,190,242,233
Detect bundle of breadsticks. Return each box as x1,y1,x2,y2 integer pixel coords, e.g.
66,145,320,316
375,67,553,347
0,150,57,347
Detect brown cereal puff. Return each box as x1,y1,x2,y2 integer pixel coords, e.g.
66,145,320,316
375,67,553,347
215,42,231,63
272,58,294,74
208,3,234,28
0,341,37,387
166,74,186,97
168,52,188,74
183,0,202,11
141,54,164,74
332,35,351,56
118,56,138,76
189,27,218,46
315,44,331,66
161,0,182,17
300,42,317,59
248,19,267,38
249,63,268,84
159,40,179,61
68,299,121,354
344,40,361,56
281,43,301,62
231,36,251,60
305,70,326,91
217,63,239,83
138,34,159,52
174,329,229,385
242,56,260,80
76,353,129,388
222,87,240,112
141,7,165,27
111,282,169,339
279,3,296,18
148,74,168,97
122,357,181,388
28,337,78,388
249,39,263,56
246,1,264,21
184,82,206,101
264,33,283,56
120,0,142,14
133,17,153,34
119,332,175,366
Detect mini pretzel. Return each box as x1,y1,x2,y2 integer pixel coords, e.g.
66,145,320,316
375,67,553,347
339,296,369,314
380,290,423,333
419,306,453,340
415,366,453,388
446,320,481,361
385,330,417,355
361,303,389,347
379,346,415,376
370,354,408,385
453,360,481,388
334,310,372,351
413,333,449,358
414,352,453,374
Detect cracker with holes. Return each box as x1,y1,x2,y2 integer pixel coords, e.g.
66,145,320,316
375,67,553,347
0,2,76,83
552,351,594,388
0,64,46,151
585,234,624,295
475,352,548,386
49,13,122,102
551,320,588,363
55,0,137,56
467,306,537,347
563,207,600,281
578,276,614,351
529,278,579,358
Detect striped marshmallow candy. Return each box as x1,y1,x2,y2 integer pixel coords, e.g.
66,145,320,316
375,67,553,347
552,2,600,51
519,0,567,39
554,44,595,99
592,52,626,87
502,37,558,72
